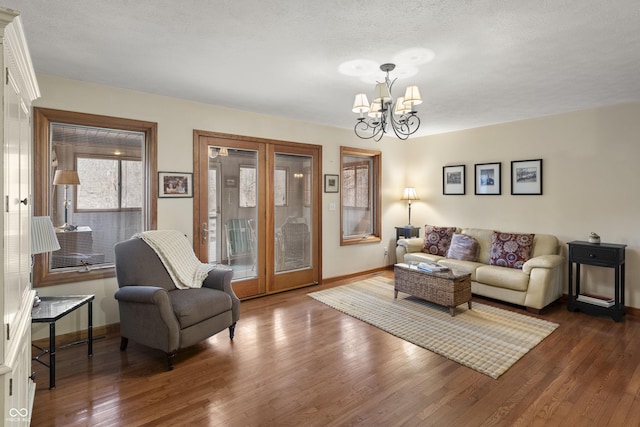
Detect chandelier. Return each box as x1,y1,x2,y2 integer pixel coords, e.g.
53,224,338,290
351,63,422,141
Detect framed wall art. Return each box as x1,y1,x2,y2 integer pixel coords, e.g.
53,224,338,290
324,174,339,193
443,165,465,195
474,162,501,195
158,172,193,198
511,159,543,195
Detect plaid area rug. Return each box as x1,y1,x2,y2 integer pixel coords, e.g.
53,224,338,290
308,276,558,379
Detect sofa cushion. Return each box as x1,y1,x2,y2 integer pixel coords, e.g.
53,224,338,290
475,265,530,292
460,228,494,264
437,259,484,281
446,233,479,261
490,232,535,269
169,288,232,329
423,225,456,256
404,252,444,265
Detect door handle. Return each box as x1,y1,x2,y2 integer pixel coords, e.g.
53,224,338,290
201,222,208,243
20,198,28,205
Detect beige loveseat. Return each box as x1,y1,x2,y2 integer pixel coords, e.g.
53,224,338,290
396,227,564,312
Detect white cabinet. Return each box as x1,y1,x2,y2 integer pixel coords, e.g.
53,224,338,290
0,7,40,425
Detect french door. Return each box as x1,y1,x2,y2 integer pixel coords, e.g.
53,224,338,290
193,131,321,298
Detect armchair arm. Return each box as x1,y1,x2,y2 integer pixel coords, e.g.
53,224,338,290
522,254,564,274
114,285,180,352
202,267,240,323
114,285,169,304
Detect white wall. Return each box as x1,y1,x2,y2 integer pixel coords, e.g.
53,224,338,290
32,74,407,339
33,74,640,339
405,102,640,309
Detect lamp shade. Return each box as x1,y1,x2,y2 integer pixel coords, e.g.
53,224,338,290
31,216,61,254
394,96,411,116
352,93,370,114
368,100,382,118
401,187,419,201
53,169,80,185
373,82,392,104
403,85,422,107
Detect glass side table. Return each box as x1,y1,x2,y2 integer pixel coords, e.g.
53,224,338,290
31,295,94,389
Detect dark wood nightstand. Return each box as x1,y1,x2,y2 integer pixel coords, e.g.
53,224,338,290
567,241,626,322
395,226,420,242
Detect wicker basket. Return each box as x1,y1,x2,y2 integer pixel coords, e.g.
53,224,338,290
394,264,472,315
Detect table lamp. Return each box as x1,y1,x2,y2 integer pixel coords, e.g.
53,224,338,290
53,170,80,231
401,187,419,226
31,216,61,306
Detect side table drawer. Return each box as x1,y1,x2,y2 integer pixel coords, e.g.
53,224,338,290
570,245,622,264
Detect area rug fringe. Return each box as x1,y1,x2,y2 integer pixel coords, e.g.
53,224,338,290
308,276,559,379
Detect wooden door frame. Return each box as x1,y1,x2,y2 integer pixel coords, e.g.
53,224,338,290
193,130,322,298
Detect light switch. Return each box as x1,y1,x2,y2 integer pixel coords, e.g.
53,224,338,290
329,202,336,211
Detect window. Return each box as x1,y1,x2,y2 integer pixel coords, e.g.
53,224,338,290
33,108,157,287
76,157,143,210
340,146,381,245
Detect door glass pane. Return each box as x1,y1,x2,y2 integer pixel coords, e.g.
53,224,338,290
275,153,312,273
209,146,258,280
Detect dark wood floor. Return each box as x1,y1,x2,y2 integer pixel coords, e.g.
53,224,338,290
31,271,640,426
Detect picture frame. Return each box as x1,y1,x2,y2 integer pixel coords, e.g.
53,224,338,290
443,165,465,195
324,174,339,193
511,159,543,195
158,172,193,198
474,162,501,195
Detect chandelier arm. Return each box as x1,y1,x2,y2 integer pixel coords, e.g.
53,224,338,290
354,119,384,140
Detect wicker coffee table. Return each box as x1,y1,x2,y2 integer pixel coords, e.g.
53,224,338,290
394,263,472,316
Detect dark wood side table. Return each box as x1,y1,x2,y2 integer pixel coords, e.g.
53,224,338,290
395,226,420,242
31,295,94,389
567,241,626,322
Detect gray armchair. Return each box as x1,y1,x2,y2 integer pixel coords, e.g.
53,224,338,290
114,237,239,370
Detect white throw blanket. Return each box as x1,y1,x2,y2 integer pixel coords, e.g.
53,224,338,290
134,230,215,289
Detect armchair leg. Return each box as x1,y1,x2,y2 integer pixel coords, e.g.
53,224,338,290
120,337,129,351
167,351,177,371
229,322,237,340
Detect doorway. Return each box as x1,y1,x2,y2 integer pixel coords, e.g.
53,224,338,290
193,131,321,298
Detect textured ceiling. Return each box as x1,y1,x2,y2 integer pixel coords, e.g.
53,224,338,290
5,0,640,136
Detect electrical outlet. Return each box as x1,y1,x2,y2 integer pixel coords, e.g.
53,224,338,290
384,248,388,256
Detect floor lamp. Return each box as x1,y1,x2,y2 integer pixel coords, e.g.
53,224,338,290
401,187,419,226
53,170,80,231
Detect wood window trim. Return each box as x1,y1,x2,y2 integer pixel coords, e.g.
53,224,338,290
33,107,158,287
340,146,381,246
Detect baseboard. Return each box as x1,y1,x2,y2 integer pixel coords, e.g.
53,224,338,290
32,323,120,349
322,265,392,285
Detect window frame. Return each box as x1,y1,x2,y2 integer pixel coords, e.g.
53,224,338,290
340,146,381,246
33,108,157,287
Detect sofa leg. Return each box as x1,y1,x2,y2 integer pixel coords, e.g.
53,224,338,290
526,307,542,315
120,337,128,351
229,322,236,340
167,351,177,371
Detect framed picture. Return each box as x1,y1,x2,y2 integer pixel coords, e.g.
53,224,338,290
324,174,339,193
158,172,193,198
511,159,543,195
474,162,501,195
443,165,465,195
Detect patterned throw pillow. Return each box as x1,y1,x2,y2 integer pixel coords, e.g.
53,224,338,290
422,225,456,256
446,233,479,261
490,232,535,269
